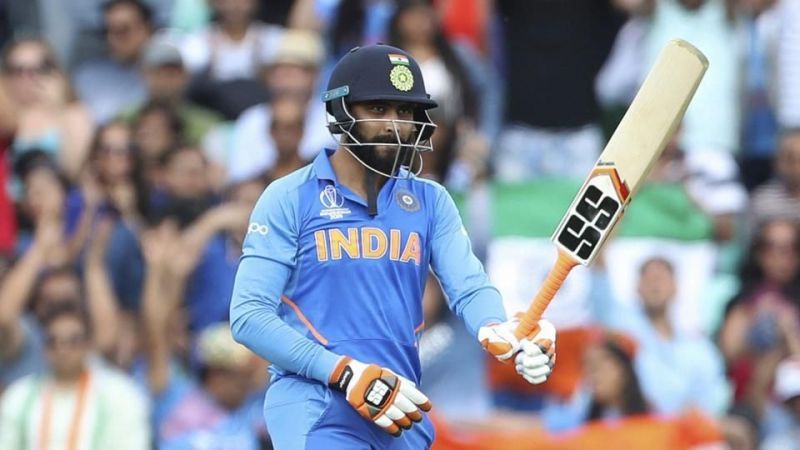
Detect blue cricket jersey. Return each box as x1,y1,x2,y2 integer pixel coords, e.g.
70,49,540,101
230,149,506,386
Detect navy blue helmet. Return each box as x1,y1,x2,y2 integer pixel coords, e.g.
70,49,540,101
322,44,438,178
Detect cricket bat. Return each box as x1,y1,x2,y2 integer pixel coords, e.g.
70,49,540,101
513,39,708,340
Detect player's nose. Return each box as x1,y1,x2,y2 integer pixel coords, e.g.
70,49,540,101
383,113,398,134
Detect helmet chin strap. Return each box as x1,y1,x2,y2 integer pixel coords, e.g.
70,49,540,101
365,169,378,217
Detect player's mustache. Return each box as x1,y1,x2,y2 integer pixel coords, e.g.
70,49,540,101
369,135,411,145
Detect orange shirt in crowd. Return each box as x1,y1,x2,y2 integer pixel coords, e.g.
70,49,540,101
431,409,723,450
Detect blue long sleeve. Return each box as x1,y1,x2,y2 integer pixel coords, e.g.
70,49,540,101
427,182,507,336
229,179,340,384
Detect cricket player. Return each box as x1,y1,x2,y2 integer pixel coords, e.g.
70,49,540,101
230,44,557,449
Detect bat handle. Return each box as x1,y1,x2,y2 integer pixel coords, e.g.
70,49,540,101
514,250,578,340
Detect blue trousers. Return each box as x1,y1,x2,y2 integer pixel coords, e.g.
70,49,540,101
265,376,435,449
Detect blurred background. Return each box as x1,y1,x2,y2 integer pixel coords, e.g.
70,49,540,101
0,0,799,448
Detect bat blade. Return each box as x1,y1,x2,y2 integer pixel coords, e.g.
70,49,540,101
512,39,708,340
554,39,708,266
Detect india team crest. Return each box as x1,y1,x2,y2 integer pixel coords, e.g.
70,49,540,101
395,189,420,212
389,65,414,92
320,185,351,219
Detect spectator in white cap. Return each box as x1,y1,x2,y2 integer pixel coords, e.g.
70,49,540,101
227,28,335,184
762,357,800,449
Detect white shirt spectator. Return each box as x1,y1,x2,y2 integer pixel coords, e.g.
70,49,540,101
180,23,285,80
645,0,739,154
227,100,335,183
0,364,150,450
777,0,800,128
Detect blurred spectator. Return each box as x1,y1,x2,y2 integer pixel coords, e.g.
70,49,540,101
180,0,283,80
736,0,782,190
41,0,171,68
583,338,649,421
648,132,747,241
327,0,395,59
181,0,283,119
719,219,800,411
228,29,333,184
66,121,147,309
542,335,649,432
142,231,267,450
750,129,800,228
643,0,740,154
73,0,153,123
419,275,492,422
0,302,150,449
493,0,625,181
390,0,477,129
14,155,82,262
79,120,148,226
591,257,729,415
1,37,93,181
150,146,216,229
266,95,309,180
388,0,501,182
0,219,121,389
132,100,185,188
762,357,800,449
176,176,264,331
125,38,223,147
720,404,761,450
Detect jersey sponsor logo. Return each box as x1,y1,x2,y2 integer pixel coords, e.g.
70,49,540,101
314,227,422,265
319,185,351,219
247,222,269,235
395,189,420,212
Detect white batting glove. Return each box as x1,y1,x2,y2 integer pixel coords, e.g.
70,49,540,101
329,356,431,437
478,316,523,361
515,320,556,384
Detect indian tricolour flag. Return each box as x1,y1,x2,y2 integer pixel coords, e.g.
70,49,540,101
454,180,724,336
388,54,409,65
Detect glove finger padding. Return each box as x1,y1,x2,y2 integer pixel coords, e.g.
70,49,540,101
514,329,557,385
330,357,431,437
384,404,413,429
397,375,432,411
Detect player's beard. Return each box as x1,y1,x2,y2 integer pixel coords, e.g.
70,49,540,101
349,127,415,176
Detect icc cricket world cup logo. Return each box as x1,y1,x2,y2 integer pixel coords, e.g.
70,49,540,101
320,185,344,209
320,185,350,219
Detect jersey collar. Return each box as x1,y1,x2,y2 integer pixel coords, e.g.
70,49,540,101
312,148,400,211
312,148,338,182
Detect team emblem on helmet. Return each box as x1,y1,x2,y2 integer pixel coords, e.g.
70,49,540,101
390,65,414,92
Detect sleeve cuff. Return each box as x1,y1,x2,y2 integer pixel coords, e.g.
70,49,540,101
310,348,344,385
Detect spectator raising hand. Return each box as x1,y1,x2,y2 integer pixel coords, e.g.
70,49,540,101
1,38,93,180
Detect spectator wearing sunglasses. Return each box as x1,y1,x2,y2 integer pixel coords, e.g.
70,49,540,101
0,37,93,182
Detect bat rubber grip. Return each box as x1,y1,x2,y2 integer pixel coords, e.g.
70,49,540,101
514,251,578,340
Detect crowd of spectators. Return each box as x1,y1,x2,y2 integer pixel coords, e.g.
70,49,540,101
0,0,799,449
